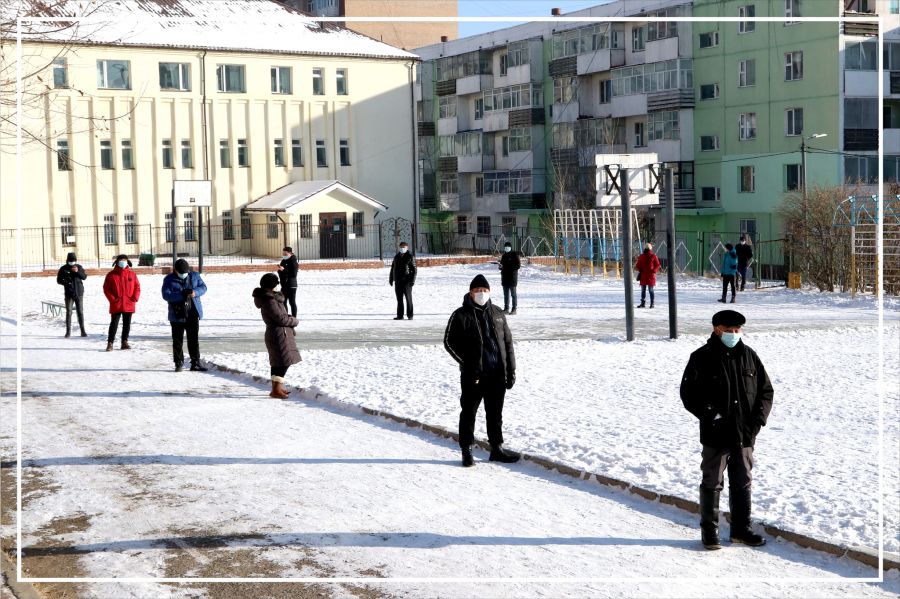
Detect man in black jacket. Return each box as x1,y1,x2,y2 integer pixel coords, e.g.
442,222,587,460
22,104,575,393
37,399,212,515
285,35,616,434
389,241,416,320
498,242,521,314
56,252,87,337
277,246,299,317
735,235,753,291
680,309,774,550
444,274,518,467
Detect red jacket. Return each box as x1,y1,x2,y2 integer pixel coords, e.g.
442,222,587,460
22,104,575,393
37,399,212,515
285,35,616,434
635,250,661,286
103,266,141,314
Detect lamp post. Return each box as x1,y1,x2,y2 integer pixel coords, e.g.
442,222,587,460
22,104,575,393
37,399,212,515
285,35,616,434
799,133,827,281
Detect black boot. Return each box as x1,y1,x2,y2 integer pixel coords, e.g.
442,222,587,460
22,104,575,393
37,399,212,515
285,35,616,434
729,487,766,546
489,444,520,463
190,360,208,372
717,297,726,303
637,301,646,308
699,487,722,550
175,363,183,372
649,301,654,309
461,446,474,467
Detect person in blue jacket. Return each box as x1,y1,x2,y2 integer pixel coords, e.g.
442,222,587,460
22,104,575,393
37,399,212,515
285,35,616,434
719,244,738,304
162,258,208,372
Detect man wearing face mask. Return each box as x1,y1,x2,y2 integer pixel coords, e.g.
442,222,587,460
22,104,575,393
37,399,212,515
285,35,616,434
680,310,774,551
498,242,520,314
389,241,416,320
161,258,208,372
277,246,299,317
56,251,87,337
444,274,518,467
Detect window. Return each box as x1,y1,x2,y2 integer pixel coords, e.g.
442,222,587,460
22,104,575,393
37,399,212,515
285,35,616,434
738,5,755,34
844,155,877,184
784,52,803,81
502,217,516,235
220,139,231,168
312,67,324,95
483,170,533,195
611,59,693,96
884,42,900,71
60,215,74,245
436,49,493,80
440,173,458,195
267,214,278,239
634,122,645,147
177,139,191,169
439,96,457,119
241,210,252,239
632,26,645,52
456,215,468,234
271,66,292,94
216,64,246,92
699,31,719,48
274,139,284,167
647,111,679,141
845,98,878,129
159,62,190,91
700,135,719,151
53,58,68,88
892,0,899,14
785,108,803,136
845,41,876,71
352,212,364,237
507,41,529,68
739,113,757,140
553,77,577,104
700,83,719,100
336,68,348,95
291,138,303,166
339,139,350,166
299,214,313,238
501,136,509,157
165,212,175,242
477,216,491,236
599,80,611,104
884,155,900,182
738,59,756,87
785,0,801,23
647,7,680,41
664,161,694,190
508,127,531,152
124,213,136,244
100,140,113,169
499,53,508,75
237,138,248,167
701,187,720,202
104,214,117,245
56,139,71,171
97,59,130,89
162,139,173,169
785,163,803,191
121,139,133,169
184,211,195,242
474,98,484,120
222,210,234,240
475,176,484,197
482,83,543,113
739,165,755,192
316,139,327,167
740,219,758,240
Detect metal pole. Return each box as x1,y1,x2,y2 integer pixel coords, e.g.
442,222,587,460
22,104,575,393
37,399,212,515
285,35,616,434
665,168,678,339
198,207,204,274
171,188,177,266
40,227,46,271
94,225,100,269
621,168,634,342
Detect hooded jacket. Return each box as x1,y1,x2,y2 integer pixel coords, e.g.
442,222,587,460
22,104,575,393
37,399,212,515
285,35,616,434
444,294,515,382
103,265,140,314
635,250,661,286
389,251,417,286
721,249,738,276
57,260,87,297
499,250,521,287
252,287,301,368
161,271,207,322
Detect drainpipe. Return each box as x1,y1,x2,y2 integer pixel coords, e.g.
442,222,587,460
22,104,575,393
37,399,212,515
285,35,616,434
278,213,290,251
200,50,210,269
408,60,419,255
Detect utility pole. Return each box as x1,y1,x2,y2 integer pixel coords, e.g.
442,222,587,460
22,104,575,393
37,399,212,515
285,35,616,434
621,169,634,342
664,167,677,339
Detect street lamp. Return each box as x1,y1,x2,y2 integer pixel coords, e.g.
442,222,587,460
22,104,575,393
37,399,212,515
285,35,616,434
800,133,828,202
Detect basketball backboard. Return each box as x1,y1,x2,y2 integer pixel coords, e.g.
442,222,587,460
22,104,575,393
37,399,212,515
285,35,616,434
595,153,660,207
173,180,212,207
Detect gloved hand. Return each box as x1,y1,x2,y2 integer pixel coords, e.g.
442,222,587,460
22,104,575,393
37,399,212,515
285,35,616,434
506,372,516,390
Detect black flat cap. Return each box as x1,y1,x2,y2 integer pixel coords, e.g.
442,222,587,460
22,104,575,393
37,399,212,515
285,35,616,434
712,310,746,327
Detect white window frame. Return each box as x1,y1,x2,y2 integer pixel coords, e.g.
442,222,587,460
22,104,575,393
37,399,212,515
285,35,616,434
222,210,235,241
312,67,324,95
738,5,756,34
339,139,350,166
739,112,757,140
100,140,113,169
738,59,756,87
161,139,173,169
785,163,803,191
632,26,646,52
184,211,196,242
599,79,611,104
103,214,118,245
274,139,285,167
700,83,719,100
219,139,231,168
316,139,327,167
53,57,68,88
700,135,719,151
634,122,645,147
291,138,303,167
181,139,192,169
97,59,130,89
784,51,803,81
699,31,719,48
124,213,137,244
336,68,348,95
739,165,755,192
785,107,803,136
237,138,249,167
216,64,246,93
785,0,801,24
159,62,190,91
701,187,721,202
271,66,292,94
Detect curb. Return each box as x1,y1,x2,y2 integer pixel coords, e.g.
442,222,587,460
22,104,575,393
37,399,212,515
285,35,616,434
208,361,900,573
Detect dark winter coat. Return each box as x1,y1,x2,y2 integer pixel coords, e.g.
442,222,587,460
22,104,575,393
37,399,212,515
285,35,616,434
736,243,753,268
161,271,207,322
389,252,417,286
252,287,301,369
680,334,774,448
721,249,738,276
635,250,661,287
499,251,521,287
57,263,86,297
444,294,515,383
103,266,141,314
278,255,299,288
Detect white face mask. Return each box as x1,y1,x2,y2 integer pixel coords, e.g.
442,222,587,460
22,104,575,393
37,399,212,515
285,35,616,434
503,247,511,253
399,247,408,254
67,261,75,266
177,272,189,280
473,291,490,306
282,254,289,259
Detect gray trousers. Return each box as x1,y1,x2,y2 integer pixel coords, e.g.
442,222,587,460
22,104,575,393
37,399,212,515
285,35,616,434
700,445,753,491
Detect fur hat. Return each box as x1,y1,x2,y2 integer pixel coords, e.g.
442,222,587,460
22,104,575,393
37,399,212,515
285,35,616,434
259,273,279,289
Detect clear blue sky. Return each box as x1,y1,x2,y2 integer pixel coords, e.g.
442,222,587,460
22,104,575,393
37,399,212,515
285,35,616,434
458,0,611,37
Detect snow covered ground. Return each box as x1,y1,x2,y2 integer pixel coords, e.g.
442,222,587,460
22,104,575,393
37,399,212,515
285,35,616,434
1,262,898,566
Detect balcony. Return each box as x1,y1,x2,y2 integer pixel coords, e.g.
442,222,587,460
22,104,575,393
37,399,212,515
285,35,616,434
477,193,511,213
549,56,577,78
889,71,900,95
841,20,878,37
482,111,509,133
504,62,542,86
611,94,647,118
437,117,458,136
438,193,460,212
647,89,694,111
417,121,435,137
435,79,456,96
508,107,544,127
844,128,879,151
576,49,625,76
673,188,696,209
551,101,579,124
509,193,548,211
458,153,495,173
457,74,493,96
645,37,679,64
844,70,879,96
885,128,900,153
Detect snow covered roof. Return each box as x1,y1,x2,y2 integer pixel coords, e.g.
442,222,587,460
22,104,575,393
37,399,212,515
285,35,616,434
3,0,417,61
245,180,388,212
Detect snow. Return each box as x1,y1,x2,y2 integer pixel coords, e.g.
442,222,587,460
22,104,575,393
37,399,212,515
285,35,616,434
0,262,898,594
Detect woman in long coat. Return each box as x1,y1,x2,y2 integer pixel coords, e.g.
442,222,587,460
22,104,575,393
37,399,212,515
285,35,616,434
252,273,301,398
103,254,140,351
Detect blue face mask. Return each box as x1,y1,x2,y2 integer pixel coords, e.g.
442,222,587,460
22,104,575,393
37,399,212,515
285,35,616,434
721,331,741,348
117,261,127,268
177,272,188,279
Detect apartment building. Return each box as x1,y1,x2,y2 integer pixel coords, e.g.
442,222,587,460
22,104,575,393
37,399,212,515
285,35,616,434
414,0,694,238
0,0,417,264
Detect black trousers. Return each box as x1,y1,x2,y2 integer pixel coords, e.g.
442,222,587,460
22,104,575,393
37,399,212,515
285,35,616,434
394,282,413,318
107,312,132,343
271,365,289,378
170,311,200,365
64,295,85,333
282,287,298,317
458,376,506,448
721,275,736,299
700,445,753,492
